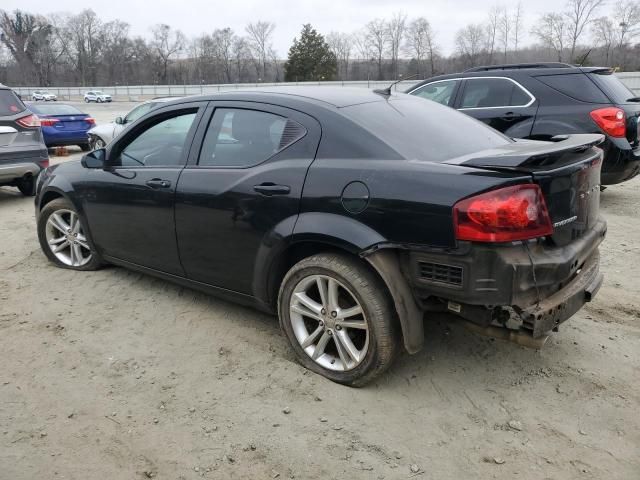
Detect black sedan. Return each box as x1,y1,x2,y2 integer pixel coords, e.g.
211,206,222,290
35,88,606,386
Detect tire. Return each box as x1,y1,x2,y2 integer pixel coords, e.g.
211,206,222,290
278,253,399,387
37,197,103,271
91,137,106,150
17,176,36,196
97,98,103,103
84,98,89,103
79,143,91,152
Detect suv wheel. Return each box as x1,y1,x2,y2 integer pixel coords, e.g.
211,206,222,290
278,253,398,387
84,98,89,103
17,176,35,196
37,198,102,270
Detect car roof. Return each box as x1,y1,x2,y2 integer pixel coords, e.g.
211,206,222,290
408,65,613,91
167,87,388,109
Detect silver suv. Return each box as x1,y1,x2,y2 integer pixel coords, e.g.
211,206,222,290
0,85,49,196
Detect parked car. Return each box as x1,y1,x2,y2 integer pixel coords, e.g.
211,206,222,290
0,84,49,196
29,103,95,150
407,63,640,185
84,91,112,103
32,90,58,102
35,88,606,385
88,97,178,149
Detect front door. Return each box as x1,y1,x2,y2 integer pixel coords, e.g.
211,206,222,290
78,102,206,275
456,77,538,138
175,102,321,294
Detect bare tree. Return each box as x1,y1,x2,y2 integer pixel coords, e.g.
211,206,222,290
245,21,275,81
0,10,52,82
364,19,387,80
486,6,501,64
213,28,235,83
455,24,487,67
592,16,616,63
150,23,185,84
386,12,407,79
513,2,525,53
498,7,512,62
326,32,352,80
614,0,640,67
405,17,438,76
532,13,567,61
565,0,604,62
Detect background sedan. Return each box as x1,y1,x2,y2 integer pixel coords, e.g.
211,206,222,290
28,103,94,150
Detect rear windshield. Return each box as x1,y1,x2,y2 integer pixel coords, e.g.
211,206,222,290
0,89,26,116
588,73,636,104
30,104,83,116
343,95,512,162
535,73,610,103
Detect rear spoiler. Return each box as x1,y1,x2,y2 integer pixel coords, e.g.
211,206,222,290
446,134,605,170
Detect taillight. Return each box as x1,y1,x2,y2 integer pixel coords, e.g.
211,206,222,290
16,114,41,128
40,117,59,127
453,184,553,243
85,117,95,125
590,107,626,138
39,159,50,168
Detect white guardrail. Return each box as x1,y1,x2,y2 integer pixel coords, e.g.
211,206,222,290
11,74,640,102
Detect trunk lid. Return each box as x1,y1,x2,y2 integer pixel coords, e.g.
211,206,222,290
447,134,604,246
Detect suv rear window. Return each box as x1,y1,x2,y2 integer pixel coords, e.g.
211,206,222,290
344,96,512,163
0,90,26,116
588,73,636,104
535,73,609,103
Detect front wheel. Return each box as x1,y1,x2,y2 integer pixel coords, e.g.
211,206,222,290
79,143,91,152
278,253,399,387
37,198,103,270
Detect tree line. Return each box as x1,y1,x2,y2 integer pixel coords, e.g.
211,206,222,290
0,0,638,88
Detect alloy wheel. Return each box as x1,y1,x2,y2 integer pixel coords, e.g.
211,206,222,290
45,209,93,267
289,275,369,371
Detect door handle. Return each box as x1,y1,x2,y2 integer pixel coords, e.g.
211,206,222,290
146,178,171,189
501,112,522,121
253,183,291,196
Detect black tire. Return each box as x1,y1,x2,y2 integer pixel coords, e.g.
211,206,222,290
17,176,36,196
37,197,103,271
79,143,91,152
84,98,89,103
278,253,399,387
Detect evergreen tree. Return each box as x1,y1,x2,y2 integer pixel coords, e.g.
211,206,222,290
284,24,337,82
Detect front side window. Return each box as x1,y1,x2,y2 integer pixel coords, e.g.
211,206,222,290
115,111,196,167
460,78,533,108
411,80,459,106
198,108,303,167
124,103,156,124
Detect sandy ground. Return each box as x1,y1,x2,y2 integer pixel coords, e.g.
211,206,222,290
1,102,639,479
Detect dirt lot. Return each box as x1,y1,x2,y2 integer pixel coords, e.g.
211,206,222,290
1,101,639,480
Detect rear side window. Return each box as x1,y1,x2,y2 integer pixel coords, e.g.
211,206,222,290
198,108,304,167
411,80,459,106
588,73,636,104
344,97,512,163
535,73,610,103
0,90,26,116
460,78,533,108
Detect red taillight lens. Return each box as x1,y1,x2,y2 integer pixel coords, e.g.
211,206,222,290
85,117,95,125
16,114,41,128
590,107,626,138
40,117,59,127
39,159,50,168
454,184,553,243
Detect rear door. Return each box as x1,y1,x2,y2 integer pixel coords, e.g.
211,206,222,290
455,77,538,138
175,101,321,294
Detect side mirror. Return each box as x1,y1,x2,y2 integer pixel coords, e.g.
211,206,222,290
115,116,124,125
81,148,106,169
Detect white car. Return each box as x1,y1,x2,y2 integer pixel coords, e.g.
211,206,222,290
84,91,112,103
32,90,57,101
87,97,178,148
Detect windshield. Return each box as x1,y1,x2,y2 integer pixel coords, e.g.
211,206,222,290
31,104,82,115
589,73,636,103
94,91,104,95
343,95,512,163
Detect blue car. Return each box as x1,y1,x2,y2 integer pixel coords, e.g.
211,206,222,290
28,103,95,150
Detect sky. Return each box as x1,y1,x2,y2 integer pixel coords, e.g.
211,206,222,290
5,0,585,56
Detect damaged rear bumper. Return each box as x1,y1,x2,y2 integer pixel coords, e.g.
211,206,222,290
403,218,606,340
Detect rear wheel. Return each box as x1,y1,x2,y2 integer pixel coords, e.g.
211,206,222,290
17,176,35,196
278,253,399,387
84,98,89,103
79,143,91,152
37,198,102,270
